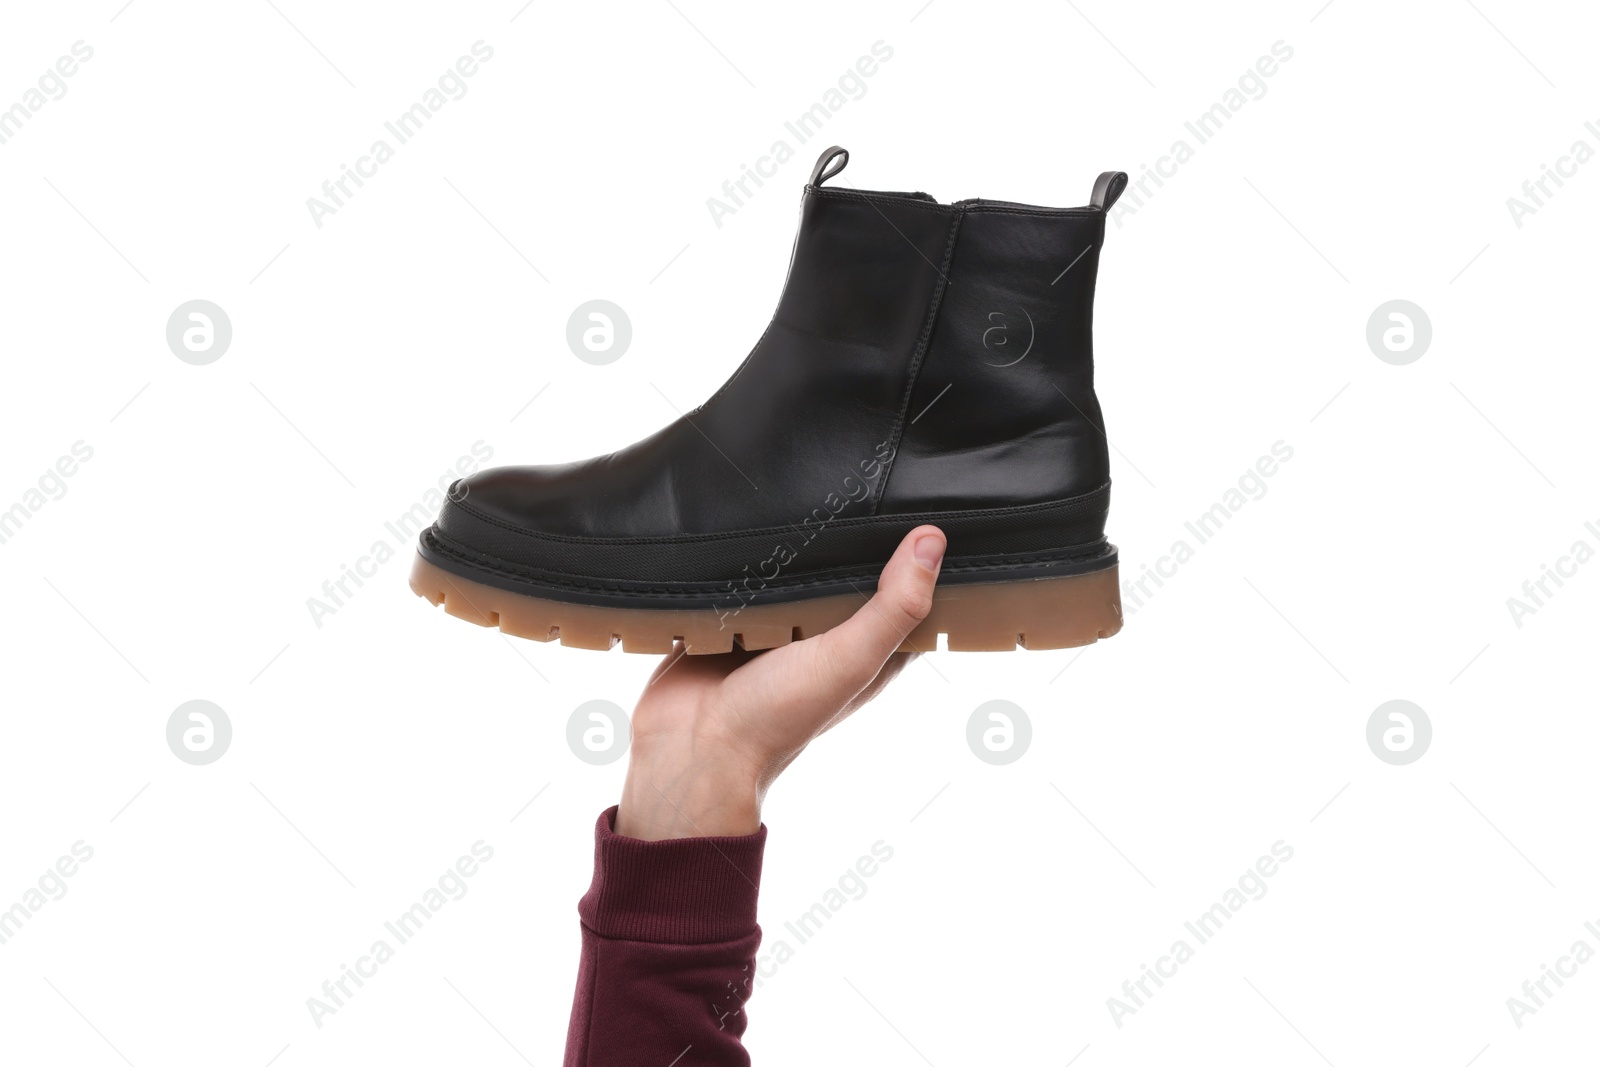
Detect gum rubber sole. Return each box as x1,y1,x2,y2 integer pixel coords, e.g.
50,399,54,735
409,553,1123,654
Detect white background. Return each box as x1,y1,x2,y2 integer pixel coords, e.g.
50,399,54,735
2,1,1597,1064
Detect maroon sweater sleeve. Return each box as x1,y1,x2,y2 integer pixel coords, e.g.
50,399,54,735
564,807,766,1067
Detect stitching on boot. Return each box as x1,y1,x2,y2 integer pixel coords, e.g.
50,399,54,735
423,527,1113,599
808,187,956,214
810,187,1103,218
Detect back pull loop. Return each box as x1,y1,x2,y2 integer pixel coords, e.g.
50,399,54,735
1090,171,1129,211
809,146,849,187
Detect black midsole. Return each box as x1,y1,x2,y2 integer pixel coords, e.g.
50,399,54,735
418,526,1117,611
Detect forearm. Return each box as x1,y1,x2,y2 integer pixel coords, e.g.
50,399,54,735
564,807,766,1066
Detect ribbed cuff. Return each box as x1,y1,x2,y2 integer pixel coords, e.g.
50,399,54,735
578,806,766,944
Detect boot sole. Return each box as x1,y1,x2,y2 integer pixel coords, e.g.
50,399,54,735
409,552,1122,654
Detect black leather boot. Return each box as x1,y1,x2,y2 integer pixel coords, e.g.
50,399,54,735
411,147,1129,653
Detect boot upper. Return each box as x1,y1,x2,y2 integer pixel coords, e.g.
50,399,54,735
430,149,1120,597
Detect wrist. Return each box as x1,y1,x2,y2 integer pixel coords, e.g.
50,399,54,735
616,753,762,840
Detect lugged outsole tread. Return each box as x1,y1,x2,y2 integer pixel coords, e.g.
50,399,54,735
409,554,1122,654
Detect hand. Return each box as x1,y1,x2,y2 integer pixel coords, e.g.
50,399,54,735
614,526,947,840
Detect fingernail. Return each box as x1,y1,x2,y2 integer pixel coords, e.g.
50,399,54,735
914,533,945,572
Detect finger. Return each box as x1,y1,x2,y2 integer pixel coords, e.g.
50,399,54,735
816,649,920,737
848,649,920,715
645,641,689,686
804,525,944,706
647,640,758,689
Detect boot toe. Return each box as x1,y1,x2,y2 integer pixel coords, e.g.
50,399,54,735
446,463,583,531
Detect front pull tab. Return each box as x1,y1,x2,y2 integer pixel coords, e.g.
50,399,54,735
809,146,849,187
1090,171,1129,211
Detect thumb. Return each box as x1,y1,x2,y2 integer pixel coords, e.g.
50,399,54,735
808,525,945,698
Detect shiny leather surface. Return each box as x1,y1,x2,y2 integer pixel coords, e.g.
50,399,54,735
458,189,956,538
880,204,1110,512
433,153,1122,595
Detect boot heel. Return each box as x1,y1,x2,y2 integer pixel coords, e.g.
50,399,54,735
903,566,1123,652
